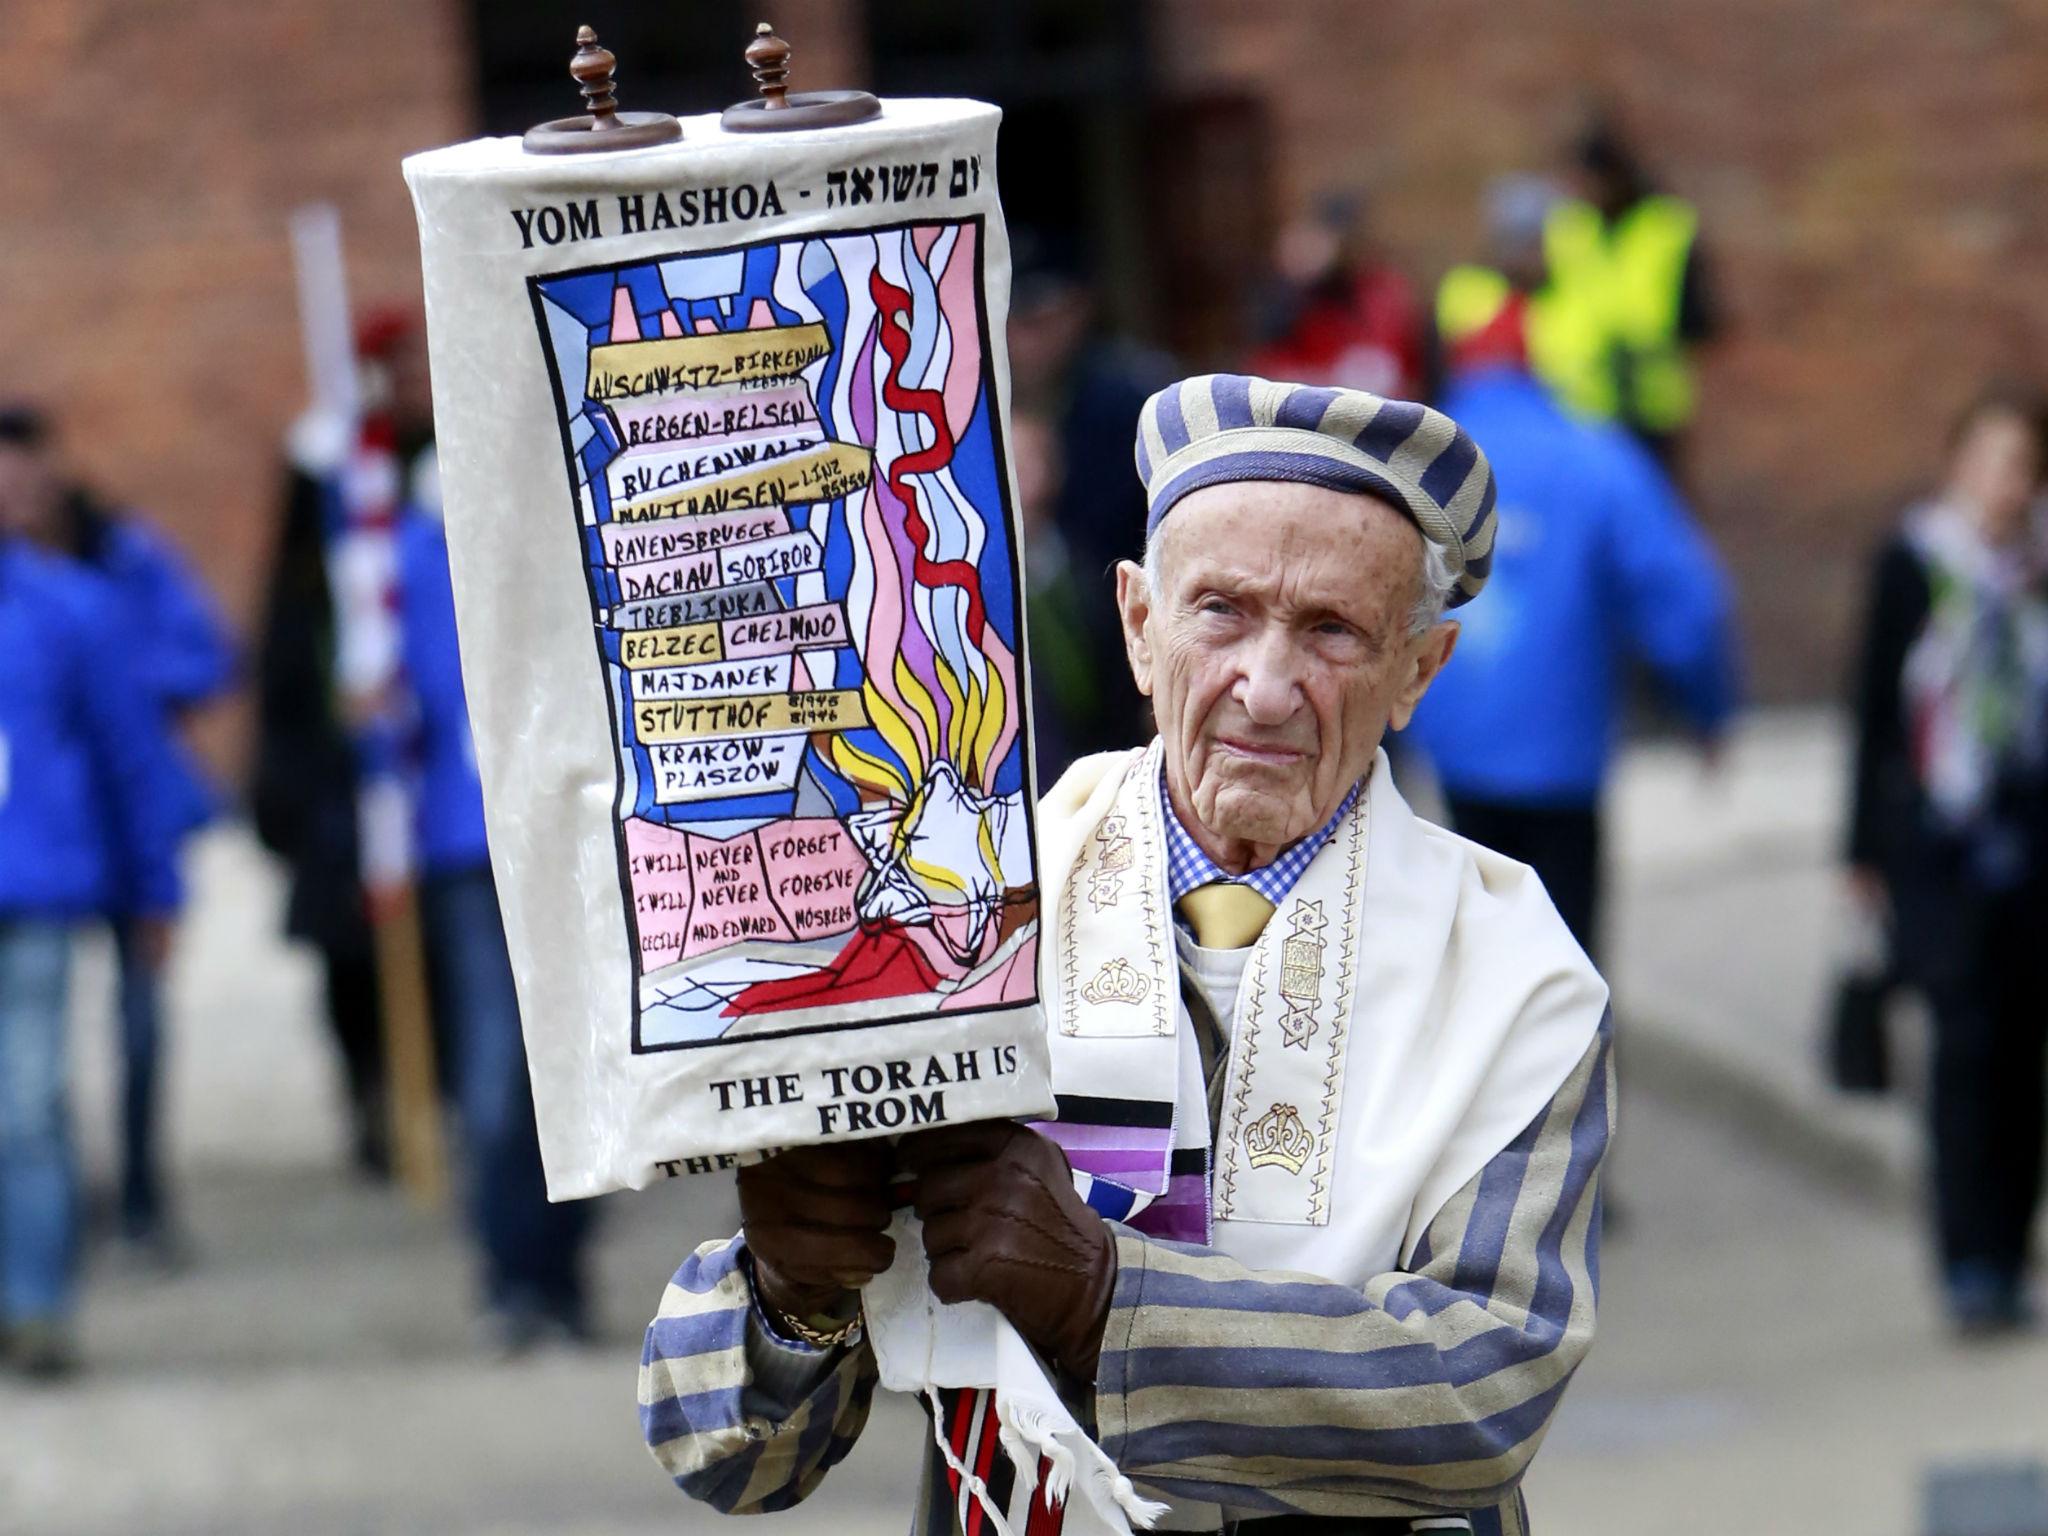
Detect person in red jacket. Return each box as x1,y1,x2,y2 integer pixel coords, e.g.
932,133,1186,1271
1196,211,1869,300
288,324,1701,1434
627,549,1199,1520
1247,191,1427,403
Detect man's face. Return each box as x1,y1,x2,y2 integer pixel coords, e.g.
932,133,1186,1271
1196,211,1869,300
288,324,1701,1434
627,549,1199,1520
1006,288,1089,407
1009,411,1063,534
0,443,62,544
1949,407,2042,544
1115,481,1458,864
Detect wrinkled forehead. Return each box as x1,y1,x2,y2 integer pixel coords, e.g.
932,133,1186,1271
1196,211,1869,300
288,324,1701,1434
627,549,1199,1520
1153,480,1424,609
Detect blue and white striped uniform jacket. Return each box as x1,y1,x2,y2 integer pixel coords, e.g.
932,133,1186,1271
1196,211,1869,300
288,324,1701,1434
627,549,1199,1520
638,1010,1612,1535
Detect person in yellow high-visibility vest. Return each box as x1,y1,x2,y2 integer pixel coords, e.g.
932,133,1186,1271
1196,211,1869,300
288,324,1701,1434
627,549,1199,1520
1434,175,1606,414
1546,120,1722,464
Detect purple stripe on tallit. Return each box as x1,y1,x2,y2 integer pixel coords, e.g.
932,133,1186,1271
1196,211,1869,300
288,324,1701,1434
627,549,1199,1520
1129,1173,1208,1244
1035,1121,1178,1153
1057,1148,1181,1177
1151,1171,1208,1208
1035,1118,1175,1200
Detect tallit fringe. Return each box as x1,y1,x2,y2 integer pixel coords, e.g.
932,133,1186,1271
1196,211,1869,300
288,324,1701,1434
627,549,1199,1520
995,1398,1073,1508
995,1395,1170,1533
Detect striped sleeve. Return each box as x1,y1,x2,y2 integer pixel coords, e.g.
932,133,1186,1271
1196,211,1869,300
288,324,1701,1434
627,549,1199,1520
1094,1011,1614,1522
639,1234,878,1514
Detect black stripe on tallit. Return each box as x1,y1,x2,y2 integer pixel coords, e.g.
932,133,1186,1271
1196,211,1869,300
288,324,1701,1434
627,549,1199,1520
1053,1095,1174,1128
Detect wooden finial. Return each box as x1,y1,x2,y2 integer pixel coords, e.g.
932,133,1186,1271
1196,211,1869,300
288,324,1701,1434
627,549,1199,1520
523,24,682,155
570,25,622,129
721,17,879,132
745,22,793,110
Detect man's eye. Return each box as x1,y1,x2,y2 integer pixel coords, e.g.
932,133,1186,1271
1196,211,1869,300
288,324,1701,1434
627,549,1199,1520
1315,620,1354,638
1198,597,1237,617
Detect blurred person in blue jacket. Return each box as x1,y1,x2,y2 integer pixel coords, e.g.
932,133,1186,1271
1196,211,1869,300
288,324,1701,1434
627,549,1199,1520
0,408,235,1258
0,436,183,1378
1408,187,1738,957
397,504,591,1351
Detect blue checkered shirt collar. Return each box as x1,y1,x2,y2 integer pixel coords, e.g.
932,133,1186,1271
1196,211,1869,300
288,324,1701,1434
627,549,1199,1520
1160,769,1365,907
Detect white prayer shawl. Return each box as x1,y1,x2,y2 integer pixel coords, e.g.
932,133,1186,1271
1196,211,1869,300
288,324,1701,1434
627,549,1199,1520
1042,740,1607,1279
867,740,1607,1534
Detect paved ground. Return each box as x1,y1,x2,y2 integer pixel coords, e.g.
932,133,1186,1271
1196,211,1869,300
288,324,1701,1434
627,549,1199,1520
5,709,2044,1535
1600,708,1923,1196
1525,1087,2048,1531
10,1069,2043,1536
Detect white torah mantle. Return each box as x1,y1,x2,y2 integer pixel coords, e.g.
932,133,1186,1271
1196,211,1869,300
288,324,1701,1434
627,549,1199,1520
404,100,1053,1198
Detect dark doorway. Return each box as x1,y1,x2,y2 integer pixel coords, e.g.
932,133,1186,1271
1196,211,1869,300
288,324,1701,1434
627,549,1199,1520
867,1,1271,364
867,0,1156,337
466,1,748,136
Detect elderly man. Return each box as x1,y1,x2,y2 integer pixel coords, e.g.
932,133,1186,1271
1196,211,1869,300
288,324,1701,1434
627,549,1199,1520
640,376,1613,1536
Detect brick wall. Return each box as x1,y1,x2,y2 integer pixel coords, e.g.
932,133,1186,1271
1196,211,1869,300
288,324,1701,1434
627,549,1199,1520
1152,0,2048,699
0,0,474,767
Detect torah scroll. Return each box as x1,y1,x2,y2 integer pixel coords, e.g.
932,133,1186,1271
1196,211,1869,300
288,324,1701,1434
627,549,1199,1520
405,100,1052,1198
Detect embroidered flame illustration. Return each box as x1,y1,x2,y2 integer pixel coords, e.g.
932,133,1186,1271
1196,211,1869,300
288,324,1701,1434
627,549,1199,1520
815,228,1025,964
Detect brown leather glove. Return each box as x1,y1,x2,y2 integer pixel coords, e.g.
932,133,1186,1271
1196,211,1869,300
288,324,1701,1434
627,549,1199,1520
737,1140,897,1334
899,1120,1116,1382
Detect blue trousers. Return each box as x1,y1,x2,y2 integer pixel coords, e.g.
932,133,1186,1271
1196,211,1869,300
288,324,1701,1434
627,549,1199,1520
113,917,166,1237
419,869,589,1319
0,920,76,1322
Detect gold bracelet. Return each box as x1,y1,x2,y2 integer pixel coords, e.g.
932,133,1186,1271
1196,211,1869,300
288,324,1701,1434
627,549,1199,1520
772,1300,864,1349
744,1250,863,1349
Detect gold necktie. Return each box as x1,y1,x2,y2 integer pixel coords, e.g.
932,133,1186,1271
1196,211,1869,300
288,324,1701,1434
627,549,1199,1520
1176,881,1276,950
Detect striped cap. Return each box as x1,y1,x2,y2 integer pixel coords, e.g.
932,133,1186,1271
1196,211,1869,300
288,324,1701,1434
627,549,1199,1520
1134,373,1497,606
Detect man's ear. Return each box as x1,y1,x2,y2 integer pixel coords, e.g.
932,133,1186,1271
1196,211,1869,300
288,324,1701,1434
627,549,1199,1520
1113,560,1155,698
1388,620,1458,732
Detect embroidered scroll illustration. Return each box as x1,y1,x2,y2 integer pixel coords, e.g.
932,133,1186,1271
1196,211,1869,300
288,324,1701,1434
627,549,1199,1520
528,220,1037,1049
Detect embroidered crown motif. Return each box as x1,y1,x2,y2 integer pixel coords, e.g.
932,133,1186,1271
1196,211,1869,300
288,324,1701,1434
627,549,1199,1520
1243,1101,1314,1175
1277,900,1327,1049
1088,815,1134,910
1080,956,1150,1007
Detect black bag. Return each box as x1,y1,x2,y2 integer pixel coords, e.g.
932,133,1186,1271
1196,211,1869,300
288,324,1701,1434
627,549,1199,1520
1827,970,1893,1095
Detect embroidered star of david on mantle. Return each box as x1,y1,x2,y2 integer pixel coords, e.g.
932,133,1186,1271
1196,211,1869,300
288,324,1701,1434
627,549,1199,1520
1277,900,1328,1049
1087,814,1134,911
